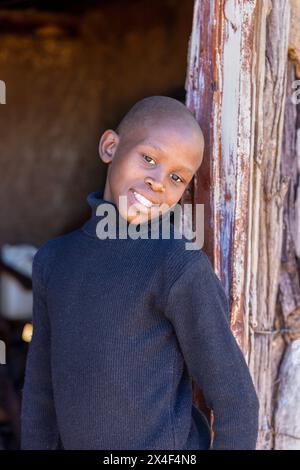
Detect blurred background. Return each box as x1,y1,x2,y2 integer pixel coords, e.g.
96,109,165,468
0,0,194,449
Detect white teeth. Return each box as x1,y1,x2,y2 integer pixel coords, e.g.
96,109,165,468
133,191,152,208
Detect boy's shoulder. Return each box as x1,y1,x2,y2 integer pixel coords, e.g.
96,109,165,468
159,223,213,285
162,231,229,317
164,220,205,256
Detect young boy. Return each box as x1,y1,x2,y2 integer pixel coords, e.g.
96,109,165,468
21,96,259,450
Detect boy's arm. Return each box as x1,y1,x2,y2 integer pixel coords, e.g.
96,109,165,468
21,251,61,449
164,251,260,450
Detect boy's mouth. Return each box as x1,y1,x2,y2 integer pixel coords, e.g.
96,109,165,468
129,189,160,210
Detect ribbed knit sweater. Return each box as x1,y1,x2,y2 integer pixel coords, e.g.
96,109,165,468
21,190,259,450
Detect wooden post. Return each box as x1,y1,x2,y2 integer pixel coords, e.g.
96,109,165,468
184,0,291,449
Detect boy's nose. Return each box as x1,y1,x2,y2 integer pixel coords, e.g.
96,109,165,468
144,176,165,192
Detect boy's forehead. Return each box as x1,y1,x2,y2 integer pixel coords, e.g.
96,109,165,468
125,119,201,149
122,120,203,169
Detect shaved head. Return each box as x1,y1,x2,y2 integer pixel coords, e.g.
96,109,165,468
99,95,205,225
116,95,204,153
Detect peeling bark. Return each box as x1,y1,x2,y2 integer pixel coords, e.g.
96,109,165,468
249,0,291,449
274,339,300,449
273,58,300,450
289,0,300,77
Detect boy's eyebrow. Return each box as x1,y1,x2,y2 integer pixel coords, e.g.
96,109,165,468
140,140,166,155
140,140,195,176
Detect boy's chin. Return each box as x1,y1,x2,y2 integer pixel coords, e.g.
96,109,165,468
118,207,153,226
124,212,150,226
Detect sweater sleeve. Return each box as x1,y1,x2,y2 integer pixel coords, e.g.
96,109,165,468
164,251,259,450
21,250,61,449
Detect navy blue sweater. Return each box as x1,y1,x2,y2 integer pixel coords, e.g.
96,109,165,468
21,190,259,450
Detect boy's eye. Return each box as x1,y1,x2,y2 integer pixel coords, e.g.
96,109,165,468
142,154,184,184
171,173,183,183
143,154,156,165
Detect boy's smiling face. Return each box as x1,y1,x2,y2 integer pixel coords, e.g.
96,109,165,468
99,117,204,225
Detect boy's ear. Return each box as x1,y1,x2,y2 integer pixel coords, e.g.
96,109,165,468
99,129,119,164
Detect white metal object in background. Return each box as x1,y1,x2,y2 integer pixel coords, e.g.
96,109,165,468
0,244,37,320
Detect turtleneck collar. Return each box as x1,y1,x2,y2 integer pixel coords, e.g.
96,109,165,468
81,189,168,240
